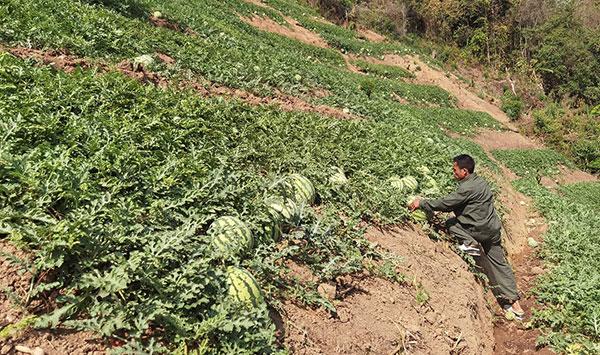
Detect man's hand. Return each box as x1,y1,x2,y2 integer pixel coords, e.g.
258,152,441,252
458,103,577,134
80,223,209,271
408,198,421,211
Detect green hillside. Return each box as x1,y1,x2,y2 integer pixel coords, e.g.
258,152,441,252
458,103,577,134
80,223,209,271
0,0,598,353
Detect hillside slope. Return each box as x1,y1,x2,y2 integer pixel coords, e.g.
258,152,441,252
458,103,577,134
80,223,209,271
0,0,598,354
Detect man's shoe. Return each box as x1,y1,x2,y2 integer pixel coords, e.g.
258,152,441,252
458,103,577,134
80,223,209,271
503,304,525,320
458,243,481,256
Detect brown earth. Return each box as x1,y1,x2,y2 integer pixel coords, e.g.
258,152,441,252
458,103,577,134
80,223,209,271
556,165,598,185
357,28,386,42
364,54,520,131
472,129,542,151
0,240,105,355
281,226,495,355
241,15,329,49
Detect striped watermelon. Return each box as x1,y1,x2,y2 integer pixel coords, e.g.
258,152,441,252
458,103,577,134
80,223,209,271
265,196,299,222
417,165,431,175
401,176,418,191
263,222,282,241
328,167,348,185
411,209,428,222
286,174,315,205
226,266,264,307
208,216,253,256
389,176,404,189
389,175,418,192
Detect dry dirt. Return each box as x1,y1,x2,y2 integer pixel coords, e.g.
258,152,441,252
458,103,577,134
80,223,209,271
0,240,105,355
241,15,329,49
356,28,386,43
281,227,495,355
365,55,520,131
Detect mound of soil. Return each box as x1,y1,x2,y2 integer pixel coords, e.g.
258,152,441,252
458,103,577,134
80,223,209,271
281,227,495,354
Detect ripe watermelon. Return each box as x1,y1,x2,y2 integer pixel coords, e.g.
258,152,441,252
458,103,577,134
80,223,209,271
208,216,253,256
265,196,299,222
328,167,348,185
226,266,264,307
286,174,315,205
263,222,282,241
411,209,428,222
389,175,418,192
401,176,418,191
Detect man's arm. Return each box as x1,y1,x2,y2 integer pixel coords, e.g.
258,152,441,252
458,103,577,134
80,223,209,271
415,186,471,213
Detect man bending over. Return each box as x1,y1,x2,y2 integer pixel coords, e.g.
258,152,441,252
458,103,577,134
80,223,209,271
409,154,524,319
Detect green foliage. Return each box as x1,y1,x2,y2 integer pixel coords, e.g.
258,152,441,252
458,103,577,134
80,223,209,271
492,149,573,177
500,90,524,121
0,52,471,351
513,178,600,353
359,77,376,98
531,10,600,104
532,102,600,170
407,107,502,135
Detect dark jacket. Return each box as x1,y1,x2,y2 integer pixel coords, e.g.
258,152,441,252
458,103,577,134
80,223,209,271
421,172,501,238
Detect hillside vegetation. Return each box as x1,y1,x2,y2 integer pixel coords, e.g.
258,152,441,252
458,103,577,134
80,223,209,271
315,0,600,171
0,0,598,353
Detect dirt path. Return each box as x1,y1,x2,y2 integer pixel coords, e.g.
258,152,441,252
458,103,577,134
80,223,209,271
365,55,520,131
281,227,495,355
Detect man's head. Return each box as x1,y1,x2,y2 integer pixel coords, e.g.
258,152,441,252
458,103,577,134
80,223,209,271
452,154,475,181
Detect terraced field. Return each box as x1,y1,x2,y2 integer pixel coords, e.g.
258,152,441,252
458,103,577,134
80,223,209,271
0,0,598,354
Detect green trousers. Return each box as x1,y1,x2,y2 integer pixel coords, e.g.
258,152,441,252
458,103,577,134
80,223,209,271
446,218,520,302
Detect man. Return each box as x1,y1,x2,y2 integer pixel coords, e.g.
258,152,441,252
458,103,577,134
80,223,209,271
408,154,525,319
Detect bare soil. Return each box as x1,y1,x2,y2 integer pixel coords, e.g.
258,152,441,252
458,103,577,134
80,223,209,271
365,55,520,131
472,129,542,151
0,240,105,355
556,165,598,185
281,226,495,355
241,15,329,49
356,28,386,42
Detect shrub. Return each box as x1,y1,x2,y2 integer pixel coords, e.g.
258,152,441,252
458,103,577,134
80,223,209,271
501,90,524,120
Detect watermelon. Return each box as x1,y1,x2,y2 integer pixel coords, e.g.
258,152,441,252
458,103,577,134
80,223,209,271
417,165,431,175
208,216,253,256
133,54,154,68
265,196,299,222
389,175,418,192
411,209,428,222
286,174,315,205
389,176,404,189
263,222,282,241
328,167,348,185
226,266,264,307
401,176,418,191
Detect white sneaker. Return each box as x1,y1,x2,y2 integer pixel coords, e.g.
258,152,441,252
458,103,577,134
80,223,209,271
503,305,525,320
458,243,481,256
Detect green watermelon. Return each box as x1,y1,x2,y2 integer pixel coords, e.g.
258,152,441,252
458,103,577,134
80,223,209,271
286,174,315,205
417,165,431,175
263,222,282,241
389,176,404,189
226,266,264,307
208,216,253,256
389,175,418,192
401,176,418,191
328,167,348,185
265,196,299,222
411,209,428,222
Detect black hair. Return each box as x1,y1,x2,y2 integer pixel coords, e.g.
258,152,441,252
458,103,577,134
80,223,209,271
453,154,475,173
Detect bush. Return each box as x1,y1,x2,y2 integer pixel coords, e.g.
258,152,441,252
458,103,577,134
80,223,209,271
501,90,524,120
